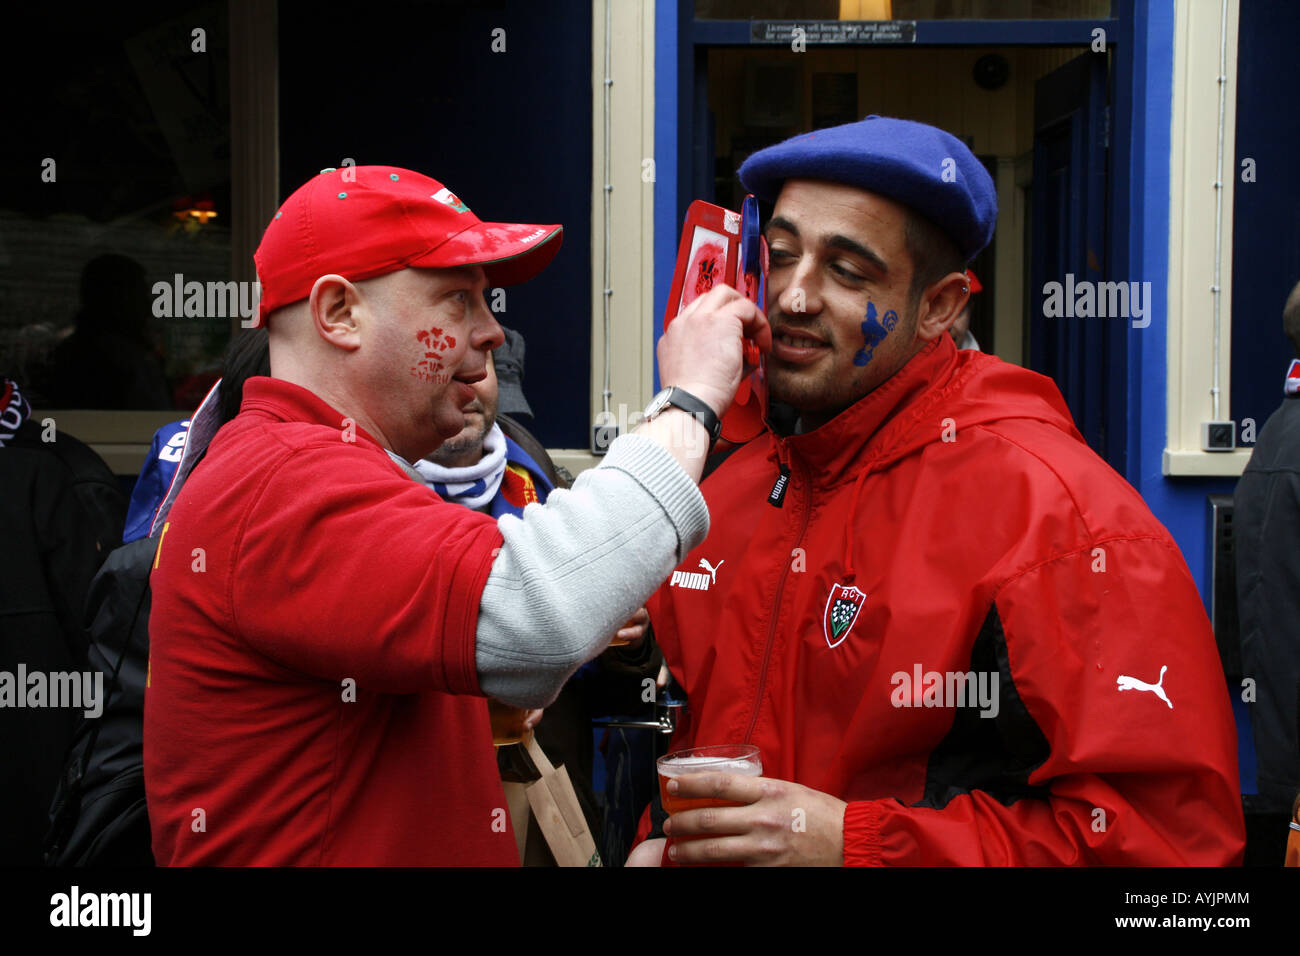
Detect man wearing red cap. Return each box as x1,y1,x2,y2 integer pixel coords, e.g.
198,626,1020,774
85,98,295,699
143,166,769,865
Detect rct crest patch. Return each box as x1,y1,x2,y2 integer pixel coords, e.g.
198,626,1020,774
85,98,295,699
823,583,867,648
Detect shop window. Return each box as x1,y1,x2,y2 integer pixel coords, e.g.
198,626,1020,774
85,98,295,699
1,3,233,412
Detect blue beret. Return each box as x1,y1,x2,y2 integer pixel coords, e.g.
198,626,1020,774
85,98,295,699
737,115,997,262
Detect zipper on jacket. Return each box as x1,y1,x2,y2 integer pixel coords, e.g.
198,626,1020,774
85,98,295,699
744,446,812,744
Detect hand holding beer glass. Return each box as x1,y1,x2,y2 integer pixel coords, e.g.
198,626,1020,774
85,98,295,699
486,698,543,747
607,606,650,648
657,744,761,864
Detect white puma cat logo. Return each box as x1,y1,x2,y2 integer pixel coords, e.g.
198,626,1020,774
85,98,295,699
670,558,724,592
699,558,724,584
1116,665,1173,709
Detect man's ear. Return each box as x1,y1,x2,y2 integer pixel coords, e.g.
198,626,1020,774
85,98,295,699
308,274,365,351
914,272,971,342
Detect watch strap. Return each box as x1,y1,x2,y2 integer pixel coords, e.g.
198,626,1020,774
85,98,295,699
663,387,721,443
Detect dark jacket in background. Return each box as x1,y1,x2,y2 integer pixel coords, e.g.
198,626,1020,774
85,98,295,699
1235,393,1300,818
0,419,125,864
45,537,155,865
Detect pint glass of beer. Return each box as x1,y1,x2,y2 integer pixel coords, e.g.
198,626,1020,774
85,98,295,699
657,744,762,821
486,698,530,747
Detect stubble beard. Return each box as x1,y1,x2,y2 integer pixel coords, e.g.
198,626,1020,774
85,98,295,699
767,338,869,422
766,305,918,427
429,410,489,466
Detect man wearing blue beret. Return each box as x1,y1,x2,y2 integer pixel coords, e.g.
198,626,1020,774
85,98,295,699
631,116,1244,866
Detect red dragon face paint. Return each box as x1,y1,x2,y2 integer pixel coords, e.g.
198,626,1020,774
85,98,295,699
411,325,456,384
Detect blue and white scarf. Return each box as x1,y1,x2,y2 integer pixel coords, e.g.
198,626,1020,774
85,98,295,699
413,424,508,511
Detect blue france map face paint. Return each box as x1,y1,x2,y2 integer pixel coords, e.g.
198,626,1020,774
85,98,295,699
853,301,899,366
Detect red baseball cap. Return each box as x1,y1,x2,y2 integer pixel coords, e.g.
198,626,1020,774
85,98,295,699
252,165,563,327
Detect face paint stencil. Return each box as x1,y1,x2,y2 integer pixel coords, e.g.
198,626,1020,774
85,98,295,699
688,240,725,301
411,326,456,384
853,301,899,367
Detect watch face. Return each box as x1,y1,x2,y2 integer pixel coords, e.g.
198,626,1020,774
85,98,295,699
644,387,673,419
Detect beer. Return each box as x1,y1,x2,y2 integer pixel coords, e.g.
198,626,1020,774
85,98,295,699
486,697,530,747
657,745,762,819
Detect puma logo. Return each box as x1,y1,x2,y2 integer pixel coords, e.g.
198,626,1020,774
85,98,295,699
1116,665,1173,709
670,558,723,592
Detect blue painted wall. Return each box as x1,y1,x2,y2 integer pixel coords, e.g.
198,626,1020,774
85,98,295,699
1121,0,1230,614
278,0,593,450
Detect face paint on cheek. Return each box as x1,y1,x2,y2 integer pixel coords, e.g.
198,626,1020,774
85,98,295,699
853,301,899,367
410,325,457,384
410,361,451,385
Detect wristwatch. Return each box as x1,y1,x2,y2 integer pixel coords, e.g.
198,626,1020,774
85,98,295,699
642,387,722,444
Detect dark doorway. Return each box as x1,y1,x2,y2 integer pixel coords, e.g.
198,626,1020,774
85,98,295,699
1029,52,1127,473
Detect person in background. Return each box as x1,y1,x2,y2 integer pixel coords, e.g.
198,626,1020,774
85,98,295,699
122,329,271,544
416,340,561,518
489,325,579,482
44,328,274,866
0,374,125,863
1234,278,1300,865
1289,793,1300,867
44,254,170,410
493,327,532,420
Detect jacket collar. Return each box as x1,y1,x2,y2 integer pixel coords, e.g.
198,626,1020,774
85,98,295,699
239,376,387,451
773,333,961,488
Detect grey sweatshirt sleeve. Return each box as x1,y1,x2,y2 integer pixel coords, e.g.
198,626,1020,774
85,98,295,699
475,433,709,707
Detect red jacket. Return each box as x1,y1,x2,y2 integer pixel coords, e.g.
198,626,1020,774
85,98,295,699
644,335,1244,865
144,378,516,865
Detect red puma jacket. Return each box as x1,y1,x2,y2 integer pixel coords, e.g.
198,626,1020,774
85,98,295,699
642,335,1244,865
